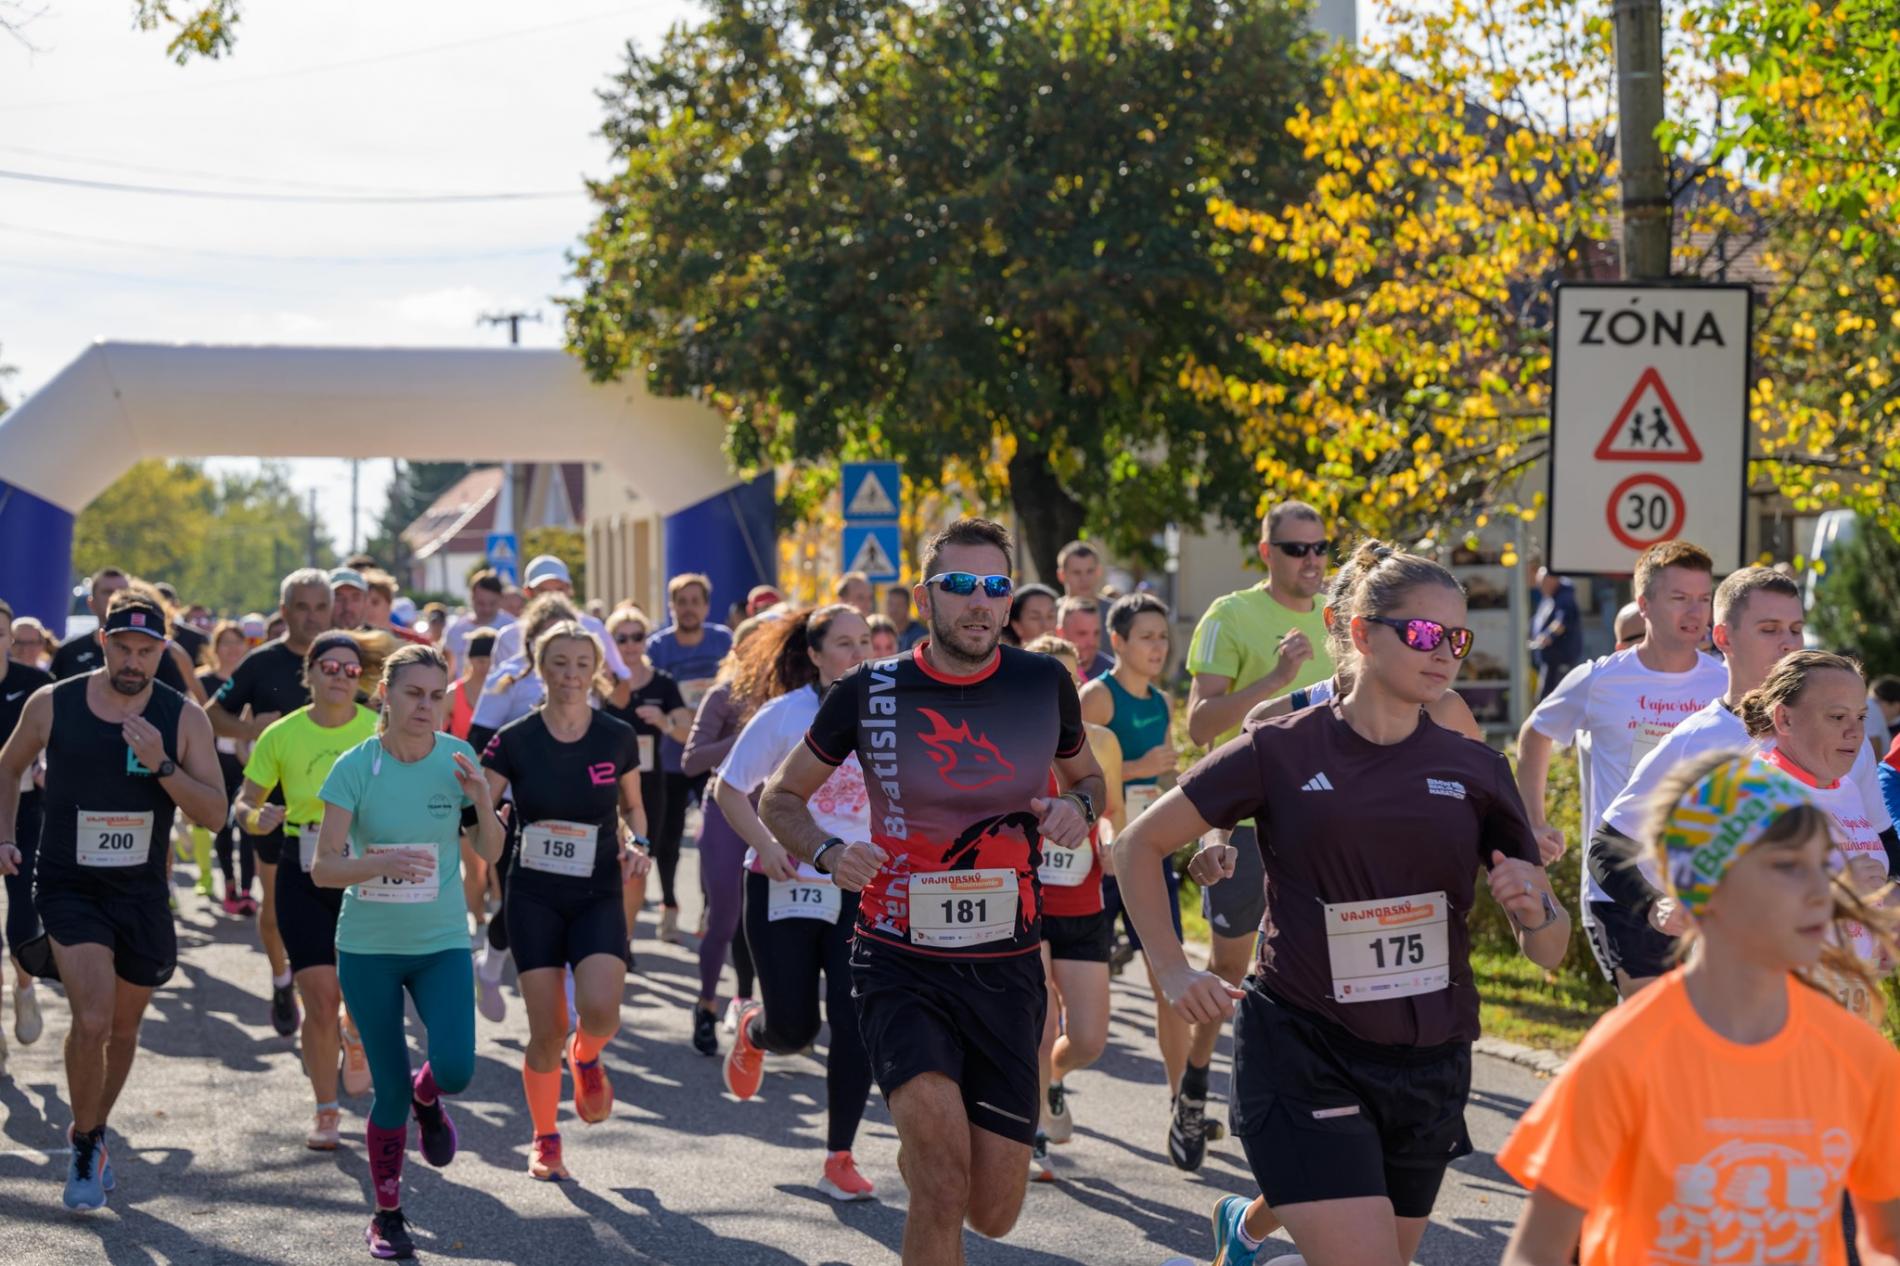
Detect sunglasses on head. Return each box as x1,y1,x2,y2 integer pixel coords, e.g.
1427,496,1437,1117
1271,540,1332,559
927,572,1014,599
1365,616,1474,659
615,630,647,644
316,659,364,679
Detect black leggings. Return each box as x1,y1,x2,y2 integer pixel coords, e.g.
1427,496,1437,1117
212,753,254,893
655,772,693,908
742,871,870,1152
4,791,43,953
486,825,519,952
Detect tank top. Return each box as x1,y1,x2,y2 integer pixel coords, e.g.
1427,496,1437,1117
449,678,478,740
40,676,186,890
1101,673,1170,788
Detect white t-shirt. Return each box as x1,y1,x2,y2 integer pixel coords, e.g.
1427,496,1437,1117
718,685,869,881
442,611,511,663
1764,745,1887,965
491,612,632,681
1527,648,1727,907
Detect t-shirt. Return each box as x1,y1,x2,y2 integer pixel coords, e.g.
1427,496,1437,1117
213,639,312,722
49,635,102,681
1178,699,1542,1046
490,612,632,682
1527,648,1726,909
319,733,478,956
1497,969,1900,1266
470,658,547,735
170,621,208,670
246,705,378,869
720,684,870,881
647,623,735,773
1186,584,1333,747
442,611,510,663
602,669,687,780
804,642,1086,959
481,711,639,898
1,661,54,791
1762,745,1888,974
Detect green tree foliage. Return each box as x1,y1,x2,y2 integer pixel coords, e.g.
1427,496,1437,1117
132,0,242,62
1806,521,1900,676
568,0,1322,579
74,460,331,614
365,462,473,579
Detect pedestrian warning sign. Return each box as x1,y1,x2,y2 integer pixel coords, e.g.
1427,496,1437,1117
842,462,900,518
842,522,902,582
1594,368,1703,462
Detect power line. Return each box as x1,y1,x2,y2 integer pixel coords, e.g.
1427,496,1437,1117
0,167,584,204
0,142,499,195
0,219,568,265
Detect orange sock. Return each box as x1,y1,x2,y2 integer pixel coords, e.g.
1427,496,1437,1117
522,1063,561,1137
572,1028,611,1064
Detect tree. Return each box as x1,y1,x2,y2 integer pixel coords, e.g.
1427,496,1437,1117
74,460,217,590
364,461,473,579
1,2,239,60
568,0,1322,580
1807,521,1900,675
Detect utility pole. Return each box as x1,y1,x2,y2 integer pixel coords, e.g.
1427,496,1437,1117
349,459,361,554
306,488,319,566
1613,0,1670,280
477,311,540,553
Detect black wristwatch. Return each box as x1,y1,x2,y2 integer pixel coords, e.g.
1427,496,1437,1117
812,837,845,874
1064,790,1096,827
155,758,177,778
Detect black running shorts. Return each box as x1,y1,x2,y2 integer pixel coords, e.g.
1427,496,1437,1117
850,936,1046,1145
32,872,177,989
1043,910,1115,963
252,824,286,869
1584,899,1678,984
275,849,344,973
1201,824,1267,941
505,886,629,974
1230,983,1472,1219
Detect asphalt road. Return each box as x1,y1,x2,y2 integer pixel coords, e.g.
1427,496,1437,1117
0,847,1551,1265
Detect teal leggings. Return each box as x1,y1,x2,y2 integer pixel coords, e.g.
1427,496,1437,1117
337,948,476,1129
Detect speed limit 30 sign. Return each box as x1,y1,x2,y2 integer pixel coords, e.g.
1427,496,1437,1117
1547,283,1753,574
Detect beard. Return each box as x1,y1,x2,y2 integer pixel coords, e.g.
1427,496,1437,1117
927,605,1002,667
110,669,150,696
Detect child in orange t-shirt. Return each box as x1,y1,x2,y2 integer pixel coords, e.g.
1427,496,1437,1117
1499,750,1900,1266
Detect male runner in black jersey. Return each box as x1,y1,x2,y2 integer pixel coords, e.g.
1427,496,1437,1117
208,567,332,1035
0,594,226,1211
763,518,1105,1265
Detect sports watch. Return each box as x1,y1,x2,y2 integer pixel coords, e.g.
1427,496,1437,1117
1063,790,1096,827
812,837,845,874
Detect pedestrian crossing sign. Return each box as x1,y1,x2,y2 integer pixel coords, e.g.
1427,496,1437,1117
1594,368,1703,462
842,461,901,520
842,522,902,582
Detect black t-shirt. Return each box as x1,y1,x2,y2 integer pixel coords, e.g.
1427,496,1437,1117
49,636,101,681
804,642,1085,959
212,639,310,722
40,677,186,890
171,622,208,670
602,669,686,783
482,710,639,898
1178,699,1541,1047
1,661,55,750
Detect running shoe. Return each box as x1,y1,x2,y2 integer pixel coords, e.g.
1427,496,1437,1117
1044,1080,1073,1144
475,966,507,1024
1167,1090,1209,1172
63,1127,107,1211
691,1005,719,1056
365,1208,416,1260
657,906,680,944
307,1107,342,1151
194,868,216,899
721,996,747,1034
221,894,243,917
527,1133,568,1182
722,1001,765,1100
270,981,300,1037
238,895,258,917
340,1021,372,1097
1028,1132,1055,1183
818,1150,876,1202
1211,1194,1261,1266
567,1032,614,1125
69,1124,114,1192
411,1086,458,1168
1107,939,1135,977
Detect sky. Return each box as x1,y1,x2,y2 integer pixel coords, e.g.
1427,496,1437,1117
0,0,696,550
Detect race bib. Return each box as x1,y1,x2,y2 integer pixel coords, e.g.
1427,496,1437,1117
215,736,240,756
1629,721,1671,768
681,678,715,711
520,820,598,878
1123,783,1160,823
1037,842,1091,888
768,876,842,922
77,809,152,868
356,843,440,904
1323,891,1450,1003
909,868,1019,949
637,734,655,773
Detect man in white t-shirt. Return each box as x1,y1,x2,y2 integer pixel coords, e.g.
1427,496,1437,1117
1515,540,1725,983
441,570,511,671
1586,566,1897,995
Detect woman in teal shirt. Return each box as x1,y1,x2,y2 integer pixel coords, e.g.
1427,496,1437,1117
313,644,501,1261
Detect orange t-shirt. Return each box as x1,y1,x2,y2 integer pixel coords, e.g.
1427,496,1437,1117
1498,968,1900,1266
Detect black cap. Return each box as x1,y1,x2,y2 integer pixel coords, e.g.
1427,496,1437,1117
102,602,168,640
467,631,497,658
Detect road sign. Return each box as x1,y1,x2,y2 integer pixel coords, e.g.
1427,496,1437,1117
1548,282,1752,574
842,522,902,582
842,461,901,520
485,531,519,584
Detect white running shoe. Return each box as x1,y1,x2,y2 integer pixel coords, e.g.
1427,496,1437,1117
14,981,43,1046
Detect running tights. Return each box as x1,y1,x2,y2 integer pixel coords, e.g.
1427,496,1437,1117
3,792,42,953
337,947,476,1130
697,796,751,1002
655,771,692,908
214,821,256,894
742,872,870,1152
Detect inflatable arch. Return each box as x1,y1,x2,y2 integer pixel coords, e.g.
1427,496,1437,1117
0,342,773,631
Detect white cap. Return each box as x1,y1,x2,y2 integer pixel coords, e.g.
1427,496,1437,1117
524,555,571,588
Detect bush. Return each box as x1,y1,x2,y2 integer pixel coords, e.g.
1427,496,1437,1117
1808,520,1900,676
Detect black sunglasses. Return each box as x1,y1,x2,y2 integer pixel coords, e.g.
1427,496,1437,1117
926,572,1014,599
1270,540,1332,559
615,630,647,644
1365,616,1474,659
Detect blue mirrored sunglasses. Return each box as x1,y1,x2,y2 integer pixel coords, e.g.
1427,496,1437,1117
926,572,1013,599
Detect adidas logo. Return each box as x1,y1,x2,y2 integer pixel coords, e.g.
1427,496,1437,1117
1300,773,1335,792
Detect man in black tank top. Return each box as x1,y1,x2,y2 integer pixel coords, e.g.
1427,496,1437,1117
0,595,227,1212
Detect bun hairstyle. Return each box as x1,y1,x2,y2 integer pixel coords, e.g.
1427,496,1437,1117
1337,541,1463,675
375,643,449,735
1735,650,1864,740
530,619,615,702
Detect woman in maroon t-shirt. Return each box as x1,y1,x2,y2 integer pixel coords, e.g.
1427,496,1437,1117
1111,542,1571,1266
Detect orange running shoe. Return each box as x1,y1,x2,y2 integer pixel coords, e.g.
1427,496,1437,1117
567,1032,614,1125
721,1001,765,1100
528,1133,569,1182
818,1150,876,1202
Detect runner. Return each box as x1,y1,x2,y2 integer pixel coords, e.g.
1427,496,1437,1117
884,584,927,650
1056,539,1105,601
0,592,229,1211
1113,542,1567,1266
310,644,501,1260
440,570,508,672
646,572,734,943
1003,582,1059,648
1056,597,1114,682
0,601,54,1071
196,620,256,912
713,604,878,1202
329,568,369,632
48,568,129,680
486,556,632,682
234,632,380,1149
1175,499,1335,1172
480,621,649,1182
1611,601,1645,651
760,517,1105,1260
449,630,497,935
601,605,688,958
1515,541,1725,998
1498,751,1900,1266
835,570,874,617
10,615,55,670
209,568,334,1037
867,614,902,659
362,570,432,646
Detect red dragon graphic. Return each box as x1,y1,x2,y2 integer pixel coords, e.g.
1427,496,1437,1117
916,708,1016,790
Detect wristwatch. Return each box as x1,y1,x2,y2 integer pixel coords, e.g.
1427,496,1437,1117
1063,790,1096,828
155,758,177,778
812,837,845,874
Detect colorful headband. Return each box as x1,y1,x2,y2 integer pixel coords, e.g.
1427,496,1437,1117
1662,754,1814,913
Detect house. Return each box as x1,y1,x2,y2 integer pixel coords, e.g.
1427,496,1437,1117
402,464,586,596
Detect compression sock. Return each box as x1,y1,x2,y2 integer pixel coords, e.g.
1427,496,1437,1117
476,945,508,984
1180,1060,1209,1100
366,1122,406,1210
571,1028,610,1064
522,1062,561,1137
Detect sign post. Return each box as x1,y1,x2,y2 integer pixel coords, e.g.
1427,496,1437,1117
1547,283,1752,574
840,461,902,583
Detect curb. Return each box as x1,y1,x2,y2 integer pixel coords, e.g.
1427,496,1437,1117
1474,1035,1570,1077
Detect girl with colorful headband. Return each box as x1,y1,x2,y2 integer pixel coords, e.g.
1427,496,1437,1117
1498,749,1900,1265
